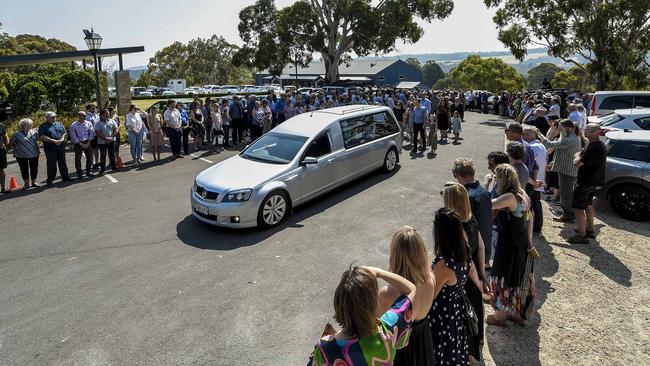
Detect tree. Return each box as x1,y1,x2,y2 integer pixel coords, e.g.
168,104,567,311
144,36,243,86
433,75,464,90
405,57,422,70
421,60,445,87
484,0,650,90
237,0,454,83
526,63,562,89
12,81,47,115
450,55,525,92
551,66,596,92
49,69,95,112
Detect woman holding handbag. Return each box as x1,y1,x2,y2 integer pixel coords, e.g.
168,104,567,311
441,182,487,365
429,207,483,366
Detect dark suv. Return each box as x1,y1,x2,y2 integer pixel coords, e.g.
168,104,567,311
598,130,650,221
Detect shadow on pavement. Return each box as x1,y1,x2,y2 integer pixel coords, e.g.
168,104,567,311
592,199,650,237
176,166,401,251
550,225,632,287
479,119,507,128
486,232,559,366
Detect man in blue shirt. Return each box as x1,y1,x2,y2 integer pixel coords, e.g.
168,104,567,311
177,102,189,155
420,93,432,115
229,96,245,144
39,111,71,185
410,99,428,152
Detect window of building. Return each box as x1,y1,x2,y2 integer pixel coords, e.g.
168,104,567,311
378,76,385,82
399,75,405,80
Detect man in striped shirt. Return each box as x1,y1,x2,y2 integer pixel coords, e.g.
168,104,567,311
538,119,583,222
70,111,95,179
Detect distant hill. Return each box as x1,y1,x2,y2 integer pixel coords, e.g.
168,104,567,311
359,48,582,75
125,66,147,80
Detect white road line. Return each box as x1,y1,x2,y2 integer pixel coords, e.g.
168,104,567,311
105,174,118,183
66,257,78,261
190,153,213,164
60,337,69,343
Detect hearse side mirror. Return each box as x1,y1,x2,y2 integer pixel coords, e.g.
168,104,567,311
301,157,318,166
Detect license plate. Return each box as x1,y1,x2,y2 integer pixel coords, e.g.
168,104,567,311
194,203,209,215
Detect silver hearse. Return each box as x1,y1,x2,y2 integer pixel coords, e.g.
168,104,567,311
190,105,402,228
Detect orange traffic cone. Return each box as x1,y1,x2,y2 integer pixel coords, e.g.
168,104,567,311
8,176,21,191
116,156,124,169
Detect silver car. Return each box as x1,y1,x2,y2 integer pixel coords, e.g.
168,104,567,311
597,130,650,221
190,105,402,228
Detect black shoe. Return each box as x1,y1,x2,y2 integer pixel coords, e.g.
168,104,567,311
62,177,73,182
99,171,105,176
567,235,588,244
178,155,185,158
45,181,53,186
574,229,596,239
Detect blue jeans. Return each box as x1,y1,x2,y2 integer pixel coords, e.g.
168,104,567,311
128,130,143,161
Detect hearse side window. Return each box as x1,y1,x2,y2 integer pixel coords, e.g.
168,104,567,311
339,116,376,149
373,112,400,137
305,133,332,158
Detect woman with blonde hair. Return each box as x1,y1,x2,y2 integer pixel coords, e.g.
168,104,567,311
148,106,164,161
378,226,436,365
488,164,534,326
441,182,486,365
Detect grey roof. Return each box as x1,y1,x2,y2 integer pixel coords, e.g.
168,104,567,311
275,60,398,76
0,46,145,67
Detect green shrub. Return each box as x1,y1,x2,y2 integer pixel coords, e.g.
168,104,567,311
12,81,47,115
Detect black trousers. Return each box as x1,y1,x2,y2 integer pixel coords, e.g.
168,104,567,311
231,118,244,144
182,127,190,154
412,123,426,150
16,157,39,182
167,127,182,155
223,125,231,146
250,124,262,142
45,146,69,182
74,143,93,176
99,142,116,172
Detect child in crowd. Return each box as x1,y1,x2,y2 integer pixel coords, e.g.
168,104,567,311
427,113,438,154
451,111,462,142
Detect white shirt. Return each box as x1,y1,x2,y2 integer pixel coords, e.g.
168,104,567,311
163,108,181,129
569,111,584,130
528,140,548,192
125,112,144,133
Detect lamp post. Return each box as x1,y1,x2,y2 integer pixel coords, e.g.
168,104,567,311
83,28,103,108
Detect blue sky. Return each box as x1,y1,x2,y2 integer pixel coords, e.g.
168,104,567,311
2,0,504,68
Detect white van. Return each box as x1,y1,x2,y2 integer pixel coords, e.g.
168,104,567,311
589,91,650,116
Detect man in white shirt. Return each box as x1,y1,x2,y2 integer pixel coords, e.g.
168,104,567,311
125,104,148,165
524,126,548,234
163,99,183,159
567,103,584,130
549,96,561,118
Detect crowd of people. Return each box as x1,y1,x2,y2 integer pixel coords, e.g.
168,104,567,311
308,124,607,365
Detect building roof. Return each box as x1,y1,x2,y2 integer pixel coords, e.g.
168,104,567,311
271,60,399,76
0,46,145,67
395,81,423,89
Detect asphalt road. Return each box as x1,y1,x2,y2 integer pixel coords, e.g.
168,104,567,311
0,112,506,365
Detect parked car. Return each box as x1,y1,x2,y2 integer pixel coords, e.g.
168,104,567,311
597,130,650,221
138,91,154,97
131,87,147,96
201,85,220,94
221,85,239,94
161,90,176,96
588,108,650,134
190,105,402,229
589,91,650,116
184,87,201,95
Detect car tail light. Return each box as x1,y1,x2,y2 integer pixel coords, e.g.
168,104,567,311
590,95,596,116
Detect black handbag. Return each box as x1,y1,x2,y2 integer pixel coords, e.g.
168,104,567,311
463,290,479,336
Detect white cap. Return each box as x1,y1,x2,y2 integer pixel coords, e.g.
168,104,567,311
45,111,57,118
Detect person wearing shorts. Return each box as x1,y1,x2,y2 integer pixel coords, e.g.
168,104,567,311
568,123,606,244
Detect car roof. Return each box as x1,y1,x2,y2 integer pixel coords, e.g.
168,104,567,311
605,129,650,142
595,91,650,95
613,108,650,116
272,105,390,137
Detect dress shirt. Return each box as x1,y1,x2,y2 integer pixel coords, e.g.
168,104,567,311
94,119,118,144
69,120,95,144
421,98,432,114
410,106,428,124
38,121,66,151
164,108,181,129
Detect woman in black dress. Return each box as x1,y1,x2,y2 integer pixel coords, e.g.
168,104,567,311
441,182,487,365
378,226,436,366
436,99,451,141
487,164,534,326
430,208,483,366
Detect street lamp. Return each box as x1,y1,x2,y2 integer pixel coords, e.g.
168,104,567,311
83,28,103,108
